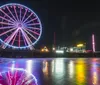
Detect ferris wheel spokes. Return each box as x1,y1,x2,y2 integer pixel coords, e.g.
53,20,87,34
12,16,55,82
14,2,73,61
0,28,16,37
20,28,33,49
23,28,37,40
0,9,15,22
14,6,19,21
19,6,22,22
0,16,14,24
25,17,37,24
23,12,33,23
0,26,15,29
27,23,39,26
2,28,19,49
27,27,40,30
0,21,14,26
6,6,17,22
11,31,18,45
25,28,40,36
18,30,21,47
21,9,27,22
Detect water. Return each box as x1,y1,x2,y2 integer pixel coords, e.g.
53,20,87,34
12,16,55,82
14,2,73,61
0,58,99,85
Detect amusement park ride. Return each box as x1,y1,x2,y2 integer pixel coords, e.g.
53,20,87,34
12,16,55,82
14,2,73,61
0,3,42,50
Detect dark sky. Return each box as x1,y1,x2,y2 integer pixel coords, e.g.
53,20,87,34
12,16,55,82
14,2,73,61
0,0,100,50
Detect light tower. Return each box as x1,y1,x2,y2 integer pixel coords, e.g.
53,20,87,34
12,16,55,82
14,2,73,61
52,32,56,51
92,34,95,52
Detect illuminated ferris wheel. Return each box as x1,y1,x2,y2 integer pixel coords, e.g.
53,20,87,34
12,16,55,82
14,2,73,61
0,3,42,49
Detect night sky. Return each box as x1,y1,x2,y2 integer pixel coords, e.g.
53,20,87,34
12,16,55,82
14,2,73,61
0,0,100,50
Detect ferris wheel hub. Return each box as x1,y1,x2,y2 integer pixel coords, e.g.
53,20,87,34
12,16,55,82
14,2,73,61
18,24,22,27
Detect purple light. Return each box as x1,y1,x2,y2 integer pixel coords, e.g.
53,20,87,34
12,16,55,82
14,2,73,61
0,3,42,49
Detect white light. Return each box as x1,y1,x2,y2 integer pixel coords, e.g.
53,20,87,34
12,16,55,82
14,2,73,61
70,48,73,52
26,60,33,74
68,60,74,78
56,50,64,54
55,59,64,73
11,61,15,72
52,47,55,51
51,60,54,73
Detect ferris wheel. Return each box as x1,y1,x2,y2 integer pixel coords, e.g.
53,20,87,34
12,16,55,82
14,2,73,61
0,3,42,49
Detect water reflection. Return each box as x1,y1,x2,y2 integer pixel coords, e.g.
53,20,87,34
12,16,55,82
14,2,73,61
26,60,33,74
42,61,49,77
68,60,74,79
51,58,65,85
52,58,64,74
91,59,98,85
1,58,100,85
75,59,86,85
0,59,38,85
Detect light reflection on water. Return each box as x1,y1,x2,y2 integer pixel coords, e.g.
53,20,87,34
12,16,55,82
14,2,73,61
75,59,86,85
91,59,98,85
68,60,74,79
0,58,100,85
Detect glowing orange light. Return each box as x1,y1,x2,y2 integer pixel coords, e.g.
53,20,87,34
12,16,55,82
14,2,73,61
41,49,44,52
41,46,49,52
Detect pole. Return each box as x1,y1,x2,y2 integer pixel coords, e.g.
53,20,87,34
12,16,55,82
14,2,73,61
92,34,95,52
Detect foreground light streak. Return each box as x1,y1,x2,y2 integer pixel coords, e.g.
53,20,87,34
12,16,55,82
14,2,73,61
0,68,38,85
0,3,42,49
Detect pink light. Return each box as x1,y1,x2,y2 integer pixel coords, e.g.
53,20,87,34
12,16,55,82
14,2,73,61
14,70,17,85
2,28,19,49
25,17,37,24
0,9,15,22
27,23,39,26
23,28,37,40
26,28,40,36
20,29,33,49
11,31,18,45
21,9,27,21
6,6,17,22
18,30,20,47
0,21,13,25
22,33,27,46
0,26,14,29
0,28,15,36
28,27,40,30
14,6,19,21
92,34,95,52
0,16,13,23
23,12,33,23
20,6,22,21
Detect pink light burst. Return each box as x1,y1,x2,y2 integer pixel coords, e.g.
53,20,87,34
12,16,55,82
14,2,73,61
0,68,38,85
